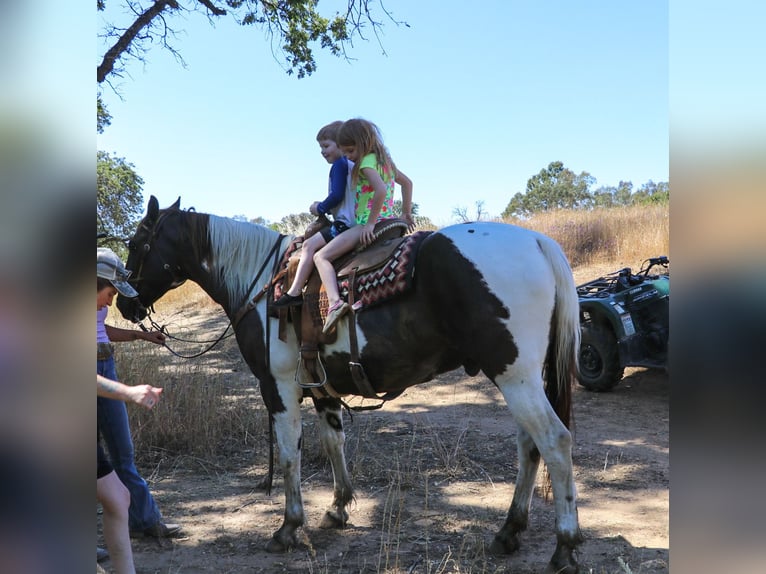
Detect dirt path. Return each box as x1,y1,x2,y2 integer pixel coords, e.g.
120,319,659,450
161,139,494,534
103,288,668,573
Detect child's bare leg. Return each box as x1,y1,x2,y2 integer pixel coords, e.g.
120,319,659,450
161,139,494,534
286,233,326,297
314,228,361,306
97,472,135,574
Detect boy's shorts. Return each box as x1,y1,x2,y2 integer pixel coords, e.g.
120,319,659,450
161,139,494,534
319,220,350,243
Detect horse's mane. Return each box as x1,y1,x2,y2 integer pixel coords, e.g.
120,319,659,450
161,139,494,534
207,215,289,307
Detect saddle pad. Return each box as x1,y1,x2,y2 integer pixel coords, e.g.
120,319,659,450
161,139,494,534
338,230,432,310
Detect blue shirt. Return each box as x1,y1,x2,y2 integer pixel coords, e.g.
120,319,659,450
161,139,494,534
316,156,355,226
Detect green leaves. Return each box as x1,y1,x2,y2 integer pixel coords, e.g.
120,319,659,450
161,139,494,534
503,161,668,219
99,1,394,83
97,150,144,255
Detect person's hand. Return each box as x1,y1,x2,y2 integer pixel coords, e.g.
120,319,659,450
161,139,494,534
141,330,166,345
130,385,163,410
309,202,320,216
360,223,376,246
404,212,415,233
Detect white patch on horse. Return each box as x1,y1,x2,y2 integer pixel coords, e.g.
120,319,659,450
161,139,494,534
208,216,290,306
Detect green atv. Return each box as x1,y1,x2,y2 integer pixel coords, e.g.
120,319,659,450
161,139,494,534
576,256,669,391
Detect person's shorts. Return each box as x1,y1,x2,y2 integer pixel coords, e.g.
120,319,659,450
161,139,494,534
319,220,350,243
97,443,113,479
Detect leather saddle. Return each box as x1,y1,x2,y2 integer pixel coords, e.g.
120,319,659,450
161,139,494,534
277,218,410,390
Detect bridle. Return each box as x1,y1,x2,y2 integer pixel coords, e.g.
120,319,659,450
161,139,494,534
128,208,184,287
125,208,223,357
126,207,286,360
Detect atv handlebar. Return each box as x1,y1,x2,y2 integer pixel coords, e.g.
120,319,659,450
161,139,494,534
577,256,669,296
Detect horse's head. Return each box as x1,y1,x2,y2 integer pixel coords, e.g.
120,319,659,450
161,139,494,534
117,195,188,323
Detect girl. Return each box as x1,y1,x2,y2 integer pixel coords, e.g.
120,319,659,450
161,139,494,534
314,118,414,333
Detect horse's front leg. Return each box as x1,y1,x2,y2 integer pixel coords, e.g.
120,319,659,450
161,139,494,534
312,397,354,528
266,392,305,553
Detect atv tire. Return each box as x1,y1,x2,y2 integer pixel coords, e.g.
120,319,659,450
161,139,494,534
577,323,624,391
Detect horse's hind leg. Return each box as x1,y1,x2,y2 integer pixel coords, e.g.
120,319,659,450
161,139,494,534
490,427,540,554
495,379,582,574
313,397,353,529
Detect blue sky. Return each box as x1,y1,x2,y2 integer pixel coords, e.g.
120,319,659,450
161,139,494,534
97,1,668,226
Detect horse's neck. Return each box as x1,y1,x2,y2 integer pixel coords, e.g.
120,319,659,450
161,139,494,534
200,216,290,315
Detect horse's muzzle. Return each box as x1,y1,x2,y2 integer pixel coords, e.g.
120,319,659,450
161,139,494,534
116,294,148,323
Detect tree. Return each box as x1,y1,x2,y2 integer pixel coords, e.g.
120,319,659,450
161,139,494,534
392,199,419,217
97,151,144,250
272,211,315,235
452,200,488,223
633,180,669,205
591,185,617,208
97,96,112,133
98,0,405,85
249,215,270,226
502,161,594,219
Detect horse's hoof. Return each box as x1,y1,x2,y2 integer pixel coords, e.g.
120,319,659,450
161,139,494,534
545,542,579,574
544,563,578,574
319,509,348,529
265,538,287,553
265,532,296,553
488,533,520,555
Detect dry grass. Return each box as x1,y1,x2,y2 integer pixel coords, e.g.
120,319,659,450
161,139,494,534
505,204,669,269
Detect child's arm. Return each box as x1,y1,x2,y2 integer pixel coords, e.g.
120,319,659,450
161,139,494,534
395,169,414,229
313,159,348,216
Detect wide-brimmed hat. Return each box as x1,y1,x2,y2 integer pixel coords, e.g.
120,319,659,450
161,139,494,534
97,247,138,298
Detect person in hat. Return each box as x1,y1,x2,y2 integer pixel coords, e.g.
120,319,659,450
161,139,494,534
97,247,182,540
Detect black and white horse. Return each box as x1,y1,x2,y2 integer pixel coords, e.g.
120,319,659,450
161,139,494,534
118,196,583,573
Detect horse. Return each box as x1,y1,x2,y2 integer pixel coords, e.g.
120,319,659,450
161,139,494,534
117,195,584,573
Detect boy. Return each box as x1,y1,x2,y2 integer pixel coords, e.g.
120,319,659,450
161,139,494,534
272,121,356,307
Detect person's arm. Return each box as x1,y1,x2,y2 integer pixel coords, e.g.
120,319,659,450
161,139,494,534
314,159,349,215
97,374,163,409
395,169,414,230
105,324,165,345
359,166,388,246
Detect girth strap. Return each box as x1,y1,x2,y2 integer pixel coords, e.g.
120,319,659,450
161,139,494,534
346,267,398,401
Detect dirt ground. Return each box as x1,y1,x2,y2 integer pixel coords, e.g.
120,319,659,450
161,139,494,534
101,284,669,574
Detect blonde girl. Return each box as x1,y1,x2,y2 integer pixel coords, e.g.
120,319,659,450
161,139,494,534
314,118,414,333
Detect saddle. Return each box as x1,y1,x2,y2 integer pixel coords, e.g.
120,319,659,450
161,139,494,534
273,218,429,396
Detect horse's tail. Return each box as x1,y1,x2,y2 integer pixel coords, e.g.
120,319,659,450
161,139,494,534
538,236,580,431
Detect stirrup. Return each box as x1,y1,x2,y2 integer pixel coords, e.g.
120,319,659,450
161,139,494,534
295,353,327,388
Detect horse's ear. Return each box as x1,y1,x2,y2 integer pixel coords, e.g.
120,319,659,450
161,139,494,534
170,197,181,210
148,195,159,220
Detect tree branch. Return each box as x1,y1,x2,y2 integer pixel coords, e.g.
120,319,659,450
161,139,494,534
196,0,226,16
98,0,181,83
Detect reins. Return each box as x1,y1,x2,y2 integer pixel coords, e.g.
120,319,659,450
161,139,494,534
137,314,234,359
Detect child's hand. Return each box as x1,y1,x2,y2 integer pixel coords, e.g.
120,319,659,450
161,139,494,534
360,223,376,246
